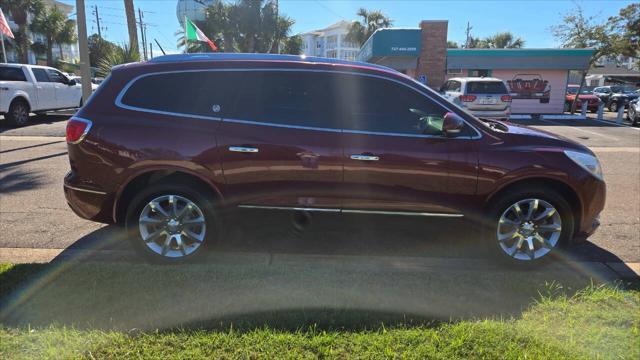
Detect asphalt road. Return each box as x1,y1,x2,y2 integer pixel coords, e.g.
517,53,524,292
0,113,638,266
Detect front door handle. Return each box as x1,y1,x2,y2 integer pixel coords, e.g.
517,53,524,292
229,146,259,153
350,154,379,161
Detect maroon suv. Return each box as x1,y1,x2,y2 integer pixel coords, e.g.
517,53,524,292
64,54,605,265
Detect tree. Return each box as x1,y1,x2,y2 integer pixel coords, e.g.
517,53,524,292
608,3,639,68
29,5,66,66
447,41,459,49
345,8,393,46
553,4,618,113
55,19,77,61
282,35,302,55
88,34,118,67
97,43,140,77
3,0,44,63
485,32,524,48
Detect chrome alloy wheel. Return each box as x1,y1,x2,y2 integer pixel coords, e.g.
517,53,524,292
497,198,562,261
138,195,206,258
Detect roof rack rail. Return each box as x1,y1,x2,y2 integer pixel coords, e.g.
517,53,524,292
148,53,396,72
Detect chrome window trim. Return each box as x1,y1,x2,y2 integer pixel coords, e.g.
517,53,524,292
63,183,107,195
68,116,93,144
238,204,464,217
114,67,482,140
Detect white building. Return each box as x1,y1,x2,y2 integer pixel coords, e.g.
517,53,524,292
3,0,79,64
595,55,638,72
300,20,360,61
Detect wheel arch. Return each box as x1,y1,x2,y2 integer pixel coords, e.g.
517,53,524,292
113,168,223,224
9,94,31,110
485,177,582,238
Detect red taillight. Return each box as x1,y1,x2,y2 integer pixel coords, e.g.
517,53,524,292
459,95,477,102
66,118,92,144
500,95,512,102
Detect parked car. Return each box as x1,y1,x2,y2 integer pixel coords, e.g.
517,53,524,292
439,77,512,119
593,85,639,112
65,54,605,266
627,99,639,126
0,64,82,126
565,85,600,113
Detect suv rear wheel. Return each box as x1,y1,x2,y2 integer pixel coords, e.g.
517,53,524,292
6,99,30,127
125,183,217,263
488,186,574,266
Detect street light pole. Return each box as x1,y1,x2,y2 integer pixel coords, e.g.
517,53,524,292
76,0,92,102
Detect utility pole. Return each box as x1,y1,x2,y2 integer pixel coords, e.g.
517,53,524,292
93,5,102,38
154,38,166,55
465,22,472,48
124,0,138,52
149,42,153,59
138,8,147,60
76,0,92,102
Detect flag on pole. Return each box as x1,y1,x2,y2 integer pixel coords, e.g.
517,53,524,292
0,8,15,39
185,18,217,51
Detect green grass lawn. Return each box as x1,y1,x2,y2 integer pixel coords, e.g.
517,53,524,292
1,262,638,359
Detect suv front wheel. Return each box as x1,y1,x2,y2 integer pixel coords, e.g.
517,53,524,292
488,186,574,266
125,182,217,263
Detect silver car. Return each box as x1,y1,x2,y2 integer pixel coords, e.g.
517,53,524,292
440,77,512,119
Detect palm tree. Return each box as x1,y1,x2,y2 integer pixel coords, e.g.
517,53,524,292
4,0,44,63
29,5,66,65
203,0,235,52
97,43,140,77
55,19,77,61
345,8,393,46
486,32,525,48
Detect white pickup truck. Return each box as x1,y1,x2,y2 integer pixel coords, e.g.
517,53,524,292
1,63,83,126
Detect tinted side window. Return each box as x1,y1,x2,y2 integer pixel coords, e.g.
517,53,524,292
339,74,448,136
232,71,339,129
120,71,238,117
31,68,50,82
0,66,27,81
47,69,68,84
449,80,461,92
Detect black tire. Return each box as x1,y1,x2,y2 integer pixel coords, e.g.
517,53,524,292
486,185,574,267
563,102,570,113
125,181,218,264
6,99,30,127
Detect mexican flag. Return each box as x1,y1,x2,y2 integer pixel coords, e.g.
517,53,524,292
185,17,217,52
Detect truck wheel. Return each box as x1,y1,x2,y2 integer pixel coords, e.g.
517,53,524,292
6,99,30,127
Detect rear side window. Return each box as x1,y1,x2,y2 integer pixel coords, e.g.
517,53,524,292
31,68,50,82
0,66,27,81
232,71,340,129
338,74,448,136
120,71,238,117
447,80,461,92
466,81,507,94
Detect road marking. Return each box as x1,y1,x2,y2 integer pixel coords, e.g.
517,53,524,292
536,118,621,141
0,135,66,141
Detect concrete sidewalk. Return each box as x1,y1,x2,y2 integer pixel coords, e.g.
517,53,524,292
1,246,637,280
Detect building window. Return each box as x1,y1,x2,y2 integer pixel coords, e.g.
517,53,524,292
326,50,337,58
342,50,357,61
326,35,337,49
447,68,462,75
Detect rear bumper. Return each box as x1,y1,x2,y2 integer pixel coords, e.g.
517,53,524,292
466,109,511,119
64,171,115,224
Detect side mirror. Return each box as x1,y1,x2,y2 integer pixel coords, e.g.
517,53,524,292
442,112,465,137
68,79,76,86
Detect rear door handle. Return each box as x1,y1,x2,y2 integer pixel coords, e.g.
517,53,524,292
229,146,259,153
350,154,379,161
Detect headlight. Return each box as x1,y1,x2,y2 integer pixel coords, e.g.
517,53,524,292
564,150,603,181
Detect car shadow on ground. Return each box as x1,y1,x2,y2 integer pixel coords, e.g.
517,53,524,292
1,211,637,331
0,113,70,133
